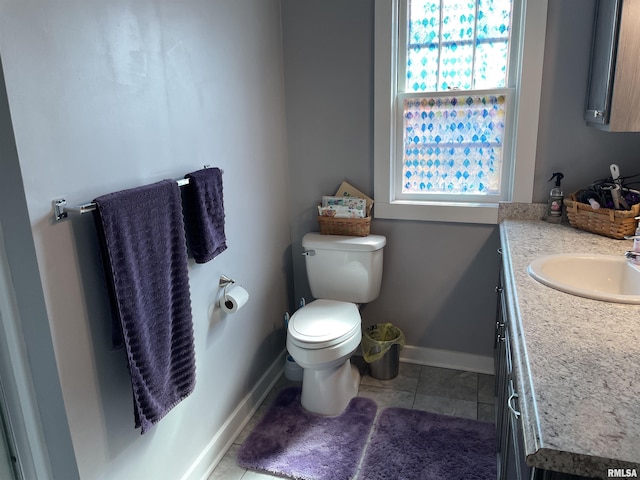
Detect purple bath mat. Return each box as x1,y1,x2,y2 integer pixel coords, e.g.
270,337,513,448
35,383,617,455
237,386,376,480
359,407,496,480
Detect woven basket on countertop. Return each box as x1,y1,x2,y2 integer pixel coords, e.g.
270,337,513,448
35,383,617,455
317,215,371,236
565,193,640,239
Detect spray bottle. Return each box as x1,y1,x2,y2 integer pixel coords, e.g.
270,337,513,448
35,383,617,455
546,172,564,223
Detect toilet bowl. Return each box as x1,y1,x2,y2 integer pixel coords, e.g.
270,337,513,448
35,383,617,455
287,232,386,416
286,299,362,416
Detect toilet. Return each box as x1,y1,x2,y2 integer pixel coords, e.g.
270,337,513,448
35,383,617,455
286,232,386,415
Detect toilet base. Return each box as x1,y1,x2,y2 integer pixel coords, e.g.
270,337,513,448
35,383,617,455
300,358,360,416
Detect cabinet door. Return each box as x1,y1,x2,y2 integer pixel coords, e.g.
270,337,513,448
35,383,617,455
608,0,640,131
504,379,521,480
508,378,533,480
495,269,508,480
585,0,621,125
586,0,640,131
495,266,532,480
494,269,507,427
496,325,515,480
498,331,527,480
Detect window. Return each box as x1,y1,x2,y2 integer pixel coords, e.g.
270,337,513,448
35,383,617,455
374,0,548,224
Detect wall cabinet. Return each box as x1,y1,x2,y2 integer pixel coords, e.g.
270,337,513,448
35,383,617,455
585,0,640,131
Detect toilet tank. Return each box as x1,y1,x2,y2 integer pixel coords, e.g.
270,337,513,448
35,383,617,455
302,233,386,303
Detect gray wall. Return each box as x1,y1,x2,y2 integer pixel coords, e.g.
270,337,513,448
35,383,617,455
0,1,291,478
534,0,640,199
282,0,640,358
282,0,377,313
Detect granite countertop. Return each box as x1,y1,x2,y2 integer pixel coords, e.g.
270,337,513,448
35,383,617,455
500,219,640,479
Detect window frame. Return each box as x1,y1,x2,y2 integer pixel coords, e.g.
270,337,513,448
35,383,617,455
374,0,549,224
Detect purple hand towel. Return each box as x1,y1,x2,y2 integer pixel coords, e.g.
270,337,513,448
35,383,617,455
182,167,227,263
93,180,196,434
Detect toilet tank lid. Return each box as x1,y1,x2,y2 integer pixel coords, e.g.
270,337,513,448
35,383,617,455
302,233,386,252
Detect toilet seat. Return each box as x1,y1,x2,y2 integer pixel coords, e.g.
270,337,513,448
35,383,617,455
288,299,361,350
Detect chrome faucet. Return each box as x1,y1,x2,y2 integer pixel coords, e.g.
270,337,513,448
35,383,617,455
623,234,640,261
625,250,640,261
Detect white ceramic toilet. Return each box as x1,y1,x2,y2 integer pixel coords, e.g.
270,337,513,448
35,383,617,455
286,232,386,416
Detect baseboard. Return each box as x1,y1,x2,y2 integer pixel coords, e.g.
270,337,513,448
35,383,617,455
399,345,494,375
180,349,287,480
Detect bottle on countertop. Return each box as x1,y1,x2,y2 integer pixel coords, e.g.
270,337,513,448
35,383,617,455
575,188,601,210
546,172,564,223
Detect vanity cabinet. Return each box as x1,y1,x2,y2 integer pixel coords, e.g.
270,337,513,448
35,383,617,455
495,263,531,480
585,0,640,131
495,251,599,480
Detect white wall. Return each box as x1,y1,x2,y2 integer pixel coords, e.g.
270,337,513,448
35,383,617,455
0,1,291,479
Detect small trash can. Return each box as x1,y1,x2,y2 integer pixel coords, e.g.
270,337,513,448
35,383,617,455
284,354,303,382
362,323,405,380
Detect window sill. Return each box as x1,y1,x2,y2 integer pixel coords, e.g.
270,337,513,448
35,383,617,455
374,200,499,225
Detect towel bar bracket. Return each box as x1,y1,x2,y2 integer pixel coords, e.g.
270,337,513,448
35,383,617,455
53,198,68,222
53,198,98,222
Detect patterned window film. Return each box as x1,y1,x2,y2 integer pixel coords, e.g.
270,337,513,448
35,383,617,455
400,0,513,196
403,95,506,194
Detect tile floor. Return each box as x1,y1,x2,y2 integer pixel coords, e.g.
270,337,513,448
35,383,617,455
209,361,495,480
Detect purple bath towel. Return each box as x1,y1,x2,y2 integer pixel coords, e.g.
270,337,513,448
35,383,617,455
93,180,196,434
182,167,227,263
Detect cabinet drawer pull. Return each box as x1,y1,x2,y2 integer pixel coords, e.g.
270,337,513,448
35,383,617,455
508,391,521,419
497,248,503,255
496,321,505,341
495,286,503,293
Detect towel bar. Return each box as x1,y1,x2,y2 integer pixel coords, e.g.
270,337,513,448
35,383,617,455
53,179,190,222
53,167,222,222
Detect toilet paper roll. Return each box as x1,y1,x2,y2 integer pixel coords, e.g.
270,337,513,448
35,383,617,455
220,285,249,314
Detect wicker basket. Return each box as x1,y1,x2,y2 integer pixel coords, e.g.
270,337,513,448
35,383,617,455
565,193,640,239
317,215,371,236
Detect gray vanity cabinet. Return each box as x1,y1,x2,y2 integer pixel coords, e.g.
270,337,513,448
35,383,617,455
496,252,598,480
585,0,640,131
495,264,531,480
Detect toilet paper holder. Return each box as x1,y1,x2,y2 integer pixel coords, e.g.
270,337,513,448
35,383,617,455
219,274,235,288
219,274,236,302
218,275,249,313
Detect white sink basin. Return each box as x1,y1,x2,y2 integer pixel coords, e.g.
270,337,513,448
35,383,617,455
527,253,640,304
